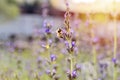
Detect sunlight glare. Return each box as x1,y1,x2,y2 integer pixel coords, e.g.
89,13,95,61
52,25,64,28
71,0,95,3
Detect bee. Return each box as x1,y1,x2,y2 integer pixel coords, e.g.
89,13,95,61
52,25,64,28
56,28,64,38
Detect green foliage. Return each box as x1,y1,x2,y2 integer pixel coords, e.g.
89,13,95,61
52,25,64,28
0,0,19,19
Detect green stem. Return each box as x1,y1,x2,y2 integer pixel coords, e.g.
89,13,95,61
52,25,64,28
91,29,97,65
70,54,73,76
90,16,97,79
69,53,74,80
113,66,117,80
113,16,117,59
93,45,96,65
113,14,117,80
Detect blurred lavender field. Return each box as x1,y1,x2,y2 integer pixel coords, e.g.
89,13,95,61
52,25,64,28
0,0,120,80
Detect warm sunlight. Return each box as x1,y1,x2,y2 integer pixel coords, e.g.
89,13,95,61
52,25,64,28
51,0,120,13
71,0,95,3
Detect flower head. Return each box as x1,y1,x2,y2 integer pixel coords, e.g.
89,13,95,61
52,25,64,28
43,21,53,35
112,58,117,67
72,70,77,78
50,54,57,62
71,41,76,47
67,70,77,79
112,58,117,63
45,28,51,34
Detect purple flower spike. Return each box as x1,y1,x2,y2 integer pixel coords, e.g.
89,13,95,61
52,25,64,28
50,54,57,62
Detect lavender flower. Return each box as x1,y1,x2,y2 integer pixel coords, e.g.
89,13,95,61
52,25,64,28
37,57,42,64
112,58,117,67
50,54,57,62
43,21,52,35
56,1,77,80
67,70,77,80
99,63,108,69
75,64,81,71
112,58,117,64
72,70,77,79
46,69,57,79
71,41,75,47
92,37,99,45
46,70,51,75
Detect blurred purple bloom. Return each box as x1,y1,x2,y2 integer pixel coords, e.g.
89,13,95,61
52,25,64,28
50,54,57,62
37,57,42,63
66,2,69,7
48,39,52,44
92,37,99,44
72,70,77,78
46,70,51,75
41,44,46,48
43,20,47,27
43,20,53,28
71,41,76,47
98,54,104,60
99,63,108,69
45,28,50,33
61,49,67,55
112,58,117,64
6,42,12,47
65,41,69,48
75,64,81,70
93,37,99,42
52,69,56,74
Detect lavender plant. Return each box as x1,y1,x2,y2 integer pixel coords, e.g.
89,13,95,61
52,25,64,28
56,1,78,80
41,18,60,80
